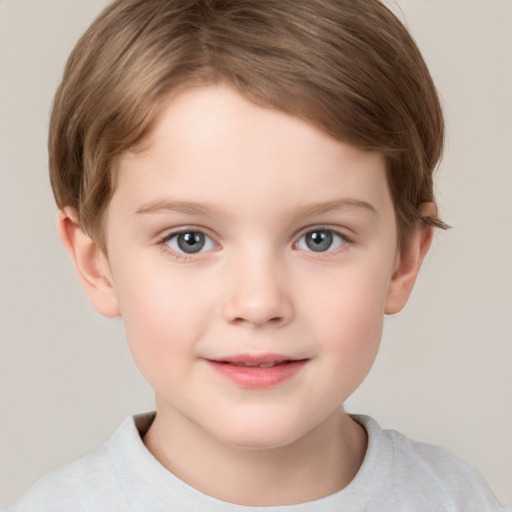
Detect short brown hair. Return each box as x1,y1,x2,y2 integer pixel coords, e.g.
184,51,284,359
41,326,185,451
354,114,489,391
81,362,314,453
49,0,446,249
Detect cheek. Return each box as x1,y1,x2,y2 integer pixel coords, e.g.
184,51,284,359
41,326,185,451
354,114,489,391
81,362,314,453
311,296,384,404
301,255,392,325
319,289,384,369
299,259,392,376
111,260,213,380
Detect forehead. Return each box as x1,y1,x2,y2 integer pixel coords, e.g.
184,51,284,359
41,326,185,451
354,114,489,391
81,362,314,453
111,85,392,222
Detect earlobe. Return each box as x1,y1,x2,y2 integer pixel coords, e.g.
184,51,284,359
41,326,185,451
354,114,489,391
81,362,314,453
57,208,120,318
384,203,436,315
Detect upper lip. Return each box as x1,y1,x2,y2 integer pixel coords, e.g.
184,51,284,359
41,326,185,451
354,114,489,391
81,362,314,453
207,354,308,367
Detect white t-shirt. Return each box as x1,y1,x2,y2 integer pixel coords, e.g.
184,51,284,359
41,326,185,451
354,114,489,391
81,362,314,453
6,412,508,511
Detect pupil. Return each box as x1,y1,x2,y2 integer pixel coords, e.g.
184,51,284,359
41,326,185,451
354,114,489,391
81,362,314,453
306,230,332,252
177,232,205,253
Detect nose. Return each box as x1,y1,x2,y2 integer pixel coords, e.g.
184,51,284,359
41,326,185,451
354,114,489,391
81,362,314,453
222,252,294,328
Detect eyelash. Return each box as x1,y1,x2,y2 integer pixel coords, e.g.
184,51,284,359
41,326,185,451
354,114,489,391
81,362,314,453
157,226,351,261
294,228,349,256
157,228,217,262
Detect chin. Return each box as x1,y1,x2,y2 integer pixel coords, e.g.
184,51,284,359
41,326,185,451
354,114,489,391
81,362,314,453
222,432,302,452
208,413,314,452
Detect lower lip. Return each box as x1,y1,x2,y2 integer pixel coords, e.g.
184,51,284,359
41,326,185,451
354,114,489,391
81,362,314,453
206,360,307,388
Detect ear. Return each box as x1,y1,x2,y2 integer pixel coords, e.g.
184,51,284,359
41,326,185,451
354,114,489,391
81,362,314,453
384,203,436,314
57,208,120,318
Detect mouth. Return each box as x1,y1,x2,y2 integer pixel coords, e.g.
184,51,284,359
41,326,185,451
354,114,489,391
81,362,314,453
205,354,309,388
224,360,293,368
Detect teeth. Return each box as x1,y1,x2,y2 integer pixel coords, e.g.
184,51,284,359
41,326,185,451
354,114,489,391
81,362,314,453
231,361,283,368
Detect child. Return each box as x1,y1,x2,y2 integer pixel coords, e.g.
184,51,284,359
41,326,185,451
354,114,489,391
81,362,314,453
6,0,507,510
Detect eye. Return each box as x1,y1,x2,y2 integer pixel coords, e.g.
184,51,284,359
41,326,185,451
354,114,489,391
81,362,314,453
163,230,216,255
296,229,347,253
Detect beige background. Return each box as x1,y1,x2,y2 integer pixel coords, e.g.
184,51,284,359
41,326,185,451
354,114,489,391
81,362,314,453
0,0,510,508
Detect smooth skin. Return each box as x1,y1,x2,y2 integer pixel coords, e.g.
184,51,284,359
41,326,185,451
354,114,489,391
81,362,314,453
59,84,434,506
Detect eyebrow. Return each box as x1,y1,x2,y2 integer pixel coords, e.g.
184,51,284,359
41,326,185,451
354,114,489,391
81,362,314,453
136,200,219,216
135,198,377,218
293,199,377,218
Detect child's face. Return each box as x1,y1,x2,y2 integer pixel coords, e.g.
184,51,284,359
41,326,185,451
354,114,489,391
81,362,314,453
92,85,414,449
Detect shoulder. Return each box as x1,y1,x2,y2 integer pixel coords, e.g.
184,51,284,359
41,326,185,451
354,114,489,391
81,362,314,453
5,415,150,512
353,415,507,512
6,446,122,512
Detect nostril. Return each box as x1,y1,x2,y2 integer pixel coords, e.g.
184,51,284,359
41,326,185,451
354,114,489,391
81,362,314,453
222,282,294,327
232,314,285,326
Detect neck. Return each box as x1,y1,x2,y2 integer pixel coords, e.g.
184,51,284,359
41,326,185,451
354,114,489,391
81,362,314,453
143,403,367,507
